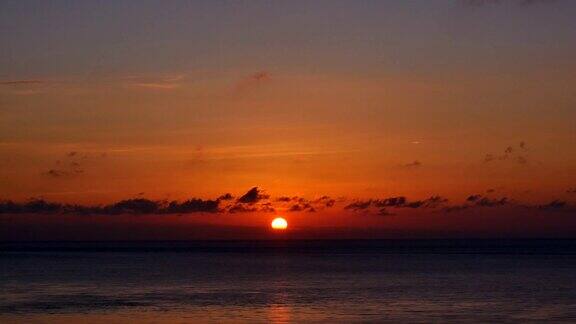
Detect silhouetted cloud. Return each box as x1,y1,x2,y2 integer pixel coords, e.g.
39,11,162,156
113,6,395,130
162,199,220,214
227,201,274,214
227,204,257,213
466,194,507,205
0,197,220,215
43,169,76,178
1,187,572,217
345,196,448,213
519,141,527,150
483,142,529,165
217,193,234,201
273,195,335,212
344,200,373,211
237,187,269,204
567,188,576,194
444,194,510,213
288,203,315,213
221,187,276,213
42,151,106,179
314,196,336,207
378,208,395,216
106,199,160,214
235,71,272,93
0,199,63,214
403,160,422,168
475,196,508,207
537,200,567,210
515,156,528,165
250,71,270,82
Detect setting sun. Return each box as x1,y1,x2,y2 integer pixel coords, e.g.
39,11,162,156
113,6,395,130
271,217,288,230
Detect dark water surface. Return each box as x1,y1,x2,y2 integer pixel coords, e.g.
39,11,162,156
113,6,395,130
1,240,576,323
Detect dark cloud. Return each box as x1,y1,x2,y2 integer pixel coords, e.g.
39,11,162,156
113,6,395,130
314,196,336,207
519,141,527,150
273,195,336,212
403,160,422,168
467,195,482,202
0,199,63,214
259,202,276,213
344,200,373,211
515,156,528,165
1,187,572,217
484,154,496,163
442,205,471,213
163,199,220,214
223,188,276,213
416,196,450,208
483,142,529,165
288,203,315,213
288,204,304,212
227,204,258,214
250,71,270,82
444,194,509,213
567,188,576,194
345,196,448,213
44,169,71,178
237,187,269,204
475,197,508,207
373,197,407,208
467,194,508,206
378,208,395,216
227,202,274,214
42,151,106,179
0,197,220,215
217,193,234,201
537,200,567,210
106,199,160,214
235,71,272,93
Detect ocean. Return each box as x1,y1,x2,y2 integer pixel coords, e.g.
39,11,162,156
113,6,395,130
1,240,576,323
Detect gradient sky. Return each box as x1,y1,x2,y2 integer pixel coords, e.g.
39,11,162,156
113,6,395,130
1,0,576,239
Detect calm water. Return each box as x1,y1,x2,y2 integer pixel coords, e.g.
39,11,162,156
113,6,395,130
1,240,576,323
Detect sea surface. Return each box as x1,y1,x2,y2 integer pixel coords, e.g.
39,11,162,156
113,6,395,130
1,240,576,323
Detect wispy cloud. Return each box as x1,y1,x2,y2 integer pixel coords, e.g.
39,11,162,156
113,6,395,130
0,79,54,95
234,71,272,93
483,142,529,165
0,79,45,85
42,151,107,179
402,160,422,168
462,0,557,6
123,74,185,90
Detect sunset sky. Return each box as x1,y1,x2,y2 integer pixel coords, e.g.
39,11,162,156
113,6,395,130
1,0,576,239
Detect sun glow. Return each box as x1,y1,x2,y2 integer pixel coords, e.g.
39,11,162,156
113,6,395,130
271,217,288,230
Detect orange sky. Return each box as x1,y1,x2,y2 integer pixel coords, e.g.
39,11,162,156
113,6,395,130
1,1,576,239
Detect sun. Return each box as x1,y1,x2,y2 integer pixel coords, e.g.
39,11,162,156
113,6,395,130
271,217,288,230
